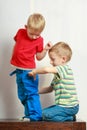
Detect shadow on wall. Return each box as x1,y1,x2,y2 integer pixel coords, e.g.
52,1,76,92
39,74,55,108
0,39,23,119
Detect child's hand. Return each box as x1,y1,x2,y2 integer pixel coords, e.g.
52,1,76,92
45,41,53,50
28,71,36,80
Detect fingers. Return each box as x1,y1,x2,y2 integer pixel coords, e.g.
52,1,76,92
47,41,53,47
28,72,36,80
28,72,33,76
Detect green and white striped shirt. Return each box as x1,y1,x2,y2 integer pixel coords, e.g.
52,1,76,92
51,65,79,107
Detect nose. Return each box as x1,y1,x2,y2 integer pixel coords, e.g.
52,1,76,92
50,60,53,65
32,35,37,39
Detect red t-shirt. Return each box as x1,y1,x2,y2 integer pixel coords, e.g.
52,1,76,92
10,29,44,69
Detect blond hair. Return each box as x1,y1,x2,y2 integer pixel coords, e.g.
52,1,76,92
27,13,45,32
49,42,72,62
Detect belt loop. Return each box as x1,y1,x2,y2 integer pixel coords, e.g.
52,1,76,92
9,70,17,76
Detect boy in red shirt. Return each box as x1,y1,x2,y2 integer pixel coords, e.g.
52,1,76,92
10,13,52,121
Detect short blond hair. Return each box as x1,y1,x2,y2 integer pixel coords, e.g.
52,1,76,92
27,13,45,32
49,42,72,62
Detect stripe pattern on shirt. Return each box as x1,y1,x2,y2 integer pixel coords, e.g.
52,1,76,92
51,65,78,107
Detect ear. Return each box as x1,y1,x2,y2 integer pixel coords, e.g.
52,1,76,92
62,56,67,63
25,25,27,29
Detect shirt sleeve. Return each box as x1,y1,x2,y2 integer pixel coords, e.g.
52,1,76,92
50,67,62,87
56,66,65,79
36,37,44,52
14,29,22,42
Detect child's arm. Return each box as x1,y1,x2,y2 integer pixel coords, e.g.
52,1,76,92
36,42,52,60
39,86,53,94
29,66,57,79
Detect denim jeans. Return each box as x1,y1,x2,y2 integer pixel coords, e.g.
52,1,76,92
42,104,79,122
15,69,42,121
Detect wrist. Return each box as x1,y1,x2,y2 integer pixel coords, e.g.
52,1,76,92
44,48,48,52
33,70,37,75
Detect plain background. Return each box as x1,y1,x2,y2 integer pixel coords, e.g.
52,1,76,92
0,0,87,123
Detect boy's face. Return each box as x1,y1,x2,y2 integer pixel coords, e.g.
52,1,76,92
25,25,41,39
49,52,66,66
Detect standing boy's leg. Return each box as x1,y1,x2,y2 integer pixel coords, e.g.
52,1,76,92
16,70,26,104
22,70,42,121
16,69,42,121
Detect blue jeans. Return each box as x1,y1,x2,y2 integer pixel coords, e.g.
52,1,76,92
42,104,79,122
15,69,42,121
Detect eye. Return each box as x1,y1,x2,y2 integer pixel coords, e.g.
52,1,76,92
29,32,40,37
51,58,55,61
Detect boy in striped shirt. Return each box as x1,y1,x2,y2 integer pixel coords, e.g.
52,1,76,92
29,42,79,122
